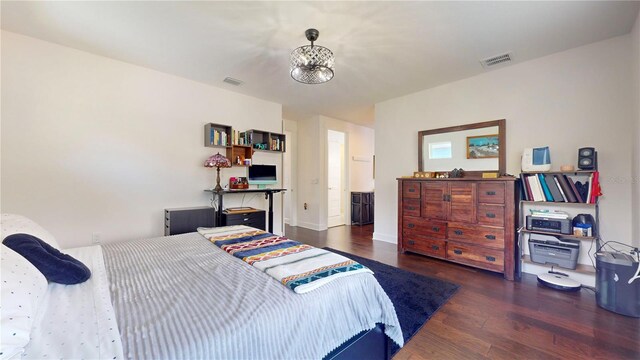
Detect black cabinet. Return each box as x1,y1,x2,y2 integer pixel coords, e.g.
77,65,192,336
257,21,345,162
165,207,216,236
351,192,374,225
222,209,266,230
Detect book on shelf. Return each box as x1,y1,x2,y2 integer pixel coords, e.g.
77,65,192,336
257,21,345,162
566,175,584,203
519,174,531,201
556,174,578,203
519,171,600,204
543,174,563,202
527,175,545,202
552,175,568,202
537,174,554,201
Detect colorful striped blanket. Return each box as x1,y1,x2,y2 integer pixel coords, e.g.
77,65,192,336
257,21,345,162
197,226,373,294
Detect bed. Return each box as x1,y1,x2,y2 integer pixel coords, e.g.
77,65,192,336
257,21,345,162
1,215,403,360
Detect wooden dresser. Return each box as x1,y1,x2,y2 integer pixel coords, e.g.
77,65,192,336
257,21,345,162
397,177,518,280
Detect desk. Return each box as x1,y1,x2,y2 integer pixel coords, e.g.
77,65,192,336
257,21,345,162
204,188,286,233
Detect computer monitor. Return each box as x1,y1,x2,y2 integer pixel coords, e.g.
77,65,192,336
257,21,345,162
247,164,277,188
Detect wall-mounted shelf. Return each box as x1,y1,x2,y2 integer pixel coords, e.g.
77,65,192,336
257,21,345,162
204,125,285,167
228,145,253,167
204,123,232,148
244,129,286,152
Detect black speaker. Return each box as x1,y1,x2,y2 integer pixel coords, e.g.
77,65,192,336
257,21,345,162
578,147,597,170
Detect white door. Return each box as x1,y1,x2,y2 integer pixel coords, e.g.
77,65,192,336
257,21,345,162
327,130,346,227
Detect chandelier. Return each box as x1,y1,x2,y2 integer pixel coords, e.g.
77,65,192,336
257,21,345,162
290,28,335,84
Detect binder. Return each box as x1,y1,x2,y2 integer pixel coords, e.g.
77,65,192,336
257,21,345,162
528,175,545,201
538,174,554,201
557,175,578,203
544,174,564,202
520,174,531,201
566,175,584,203
553,176,568,202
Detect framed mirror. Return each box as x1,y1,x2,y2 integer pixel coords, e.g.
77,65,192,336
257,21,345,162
418,119,506,176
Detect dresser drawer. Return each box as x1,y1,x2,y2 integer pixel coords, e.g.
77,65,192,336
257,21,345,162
446,241,504,272
402,182,421,199
476,205,505,227
447,223,505,249
478,183,505,204
402,199,421,217
403,217,447,239
404,238,446,258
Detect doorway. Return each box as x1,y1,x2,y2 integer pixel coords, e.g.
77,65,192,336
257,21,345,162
283,130,296,227
327,129,346,228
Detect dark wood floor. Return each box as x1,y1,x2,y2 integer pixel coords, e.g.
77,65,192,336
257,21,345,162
285,224,640,360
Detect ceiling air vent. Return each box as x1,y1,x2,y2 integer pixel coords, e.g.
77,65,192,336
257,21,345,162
223,77,244,86
480,52,513,69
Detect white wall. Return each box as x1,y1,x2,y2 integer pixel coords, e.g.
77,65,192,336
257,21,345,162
1,31,284,248
375,34,634,249
632,11,640,247
295,115,374,230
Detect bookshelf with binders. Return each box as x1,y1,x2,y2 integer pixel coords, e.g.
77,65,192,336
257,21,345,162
519,170,600,204
518,169,601,285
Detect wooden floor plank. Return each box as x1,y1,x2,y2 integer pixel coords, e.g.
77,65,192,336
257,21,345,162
284,224,640,360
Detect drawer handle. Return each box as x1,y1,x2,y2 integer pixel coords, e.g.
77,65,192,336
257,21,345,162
407,206,415,211
454,249,463,255
485,235,496,240
408,224,415,229
408,240,415,245
454,230,463,236
408,188,415,192
486,256,496,262
432,245,440,250
486,191,496,196
432,226,440,232
486,213,496,218
244,218,249,221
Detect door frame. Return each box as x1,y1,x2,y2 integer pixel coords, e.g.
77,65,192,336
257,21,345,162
283,130,297,227
326,129,348,228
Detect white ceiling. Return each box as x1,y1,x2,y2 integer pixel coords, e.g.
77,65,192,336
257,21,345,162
2,1,639,127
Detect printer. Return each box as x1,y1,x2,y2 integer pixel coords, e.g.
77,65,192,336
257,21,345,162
596,252,640,318
528,233,580,270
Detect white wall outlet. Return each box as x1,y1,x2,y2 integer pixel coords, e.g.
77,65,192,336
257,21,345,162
92,232,101,244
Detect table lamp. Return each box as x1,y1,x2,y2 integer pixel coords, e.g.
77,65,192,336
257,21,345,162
204,153,231,191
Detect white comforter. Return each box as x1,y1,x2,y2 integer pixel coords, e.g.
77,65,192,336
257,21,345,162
20,231,402,360
104,231,403,359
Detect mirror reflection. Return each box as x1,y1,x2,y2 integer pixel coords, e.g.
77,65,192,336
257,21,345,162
418,119,505,175
421,126,499,172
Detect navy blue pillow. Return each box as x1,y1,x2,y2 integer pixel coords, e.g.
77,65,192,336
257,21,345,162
3,233,91,284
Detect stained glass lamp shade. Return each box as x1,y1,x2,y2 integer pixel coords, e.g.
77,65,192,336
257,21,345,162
204,153,231,191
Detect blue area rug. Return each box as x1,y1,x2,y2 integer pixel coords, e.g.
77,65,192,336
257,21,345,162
325,248,460,357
